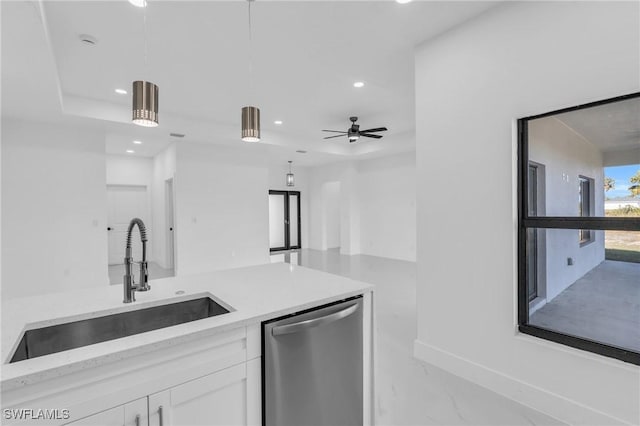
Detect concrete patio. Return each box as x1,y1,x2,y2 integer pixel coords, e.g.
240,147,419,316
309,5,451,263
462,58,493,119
530,260,640,352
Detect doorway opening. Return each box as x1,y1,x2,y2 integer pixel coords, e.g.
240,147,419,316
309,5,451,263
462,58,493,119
106,183,174,285
269,190,301,252
107,184,149,266
165,178,176,270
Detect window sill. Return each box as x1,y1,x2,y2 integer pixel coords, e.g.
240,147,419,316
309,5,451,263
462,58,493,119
579,239,595,248
518,324,640,365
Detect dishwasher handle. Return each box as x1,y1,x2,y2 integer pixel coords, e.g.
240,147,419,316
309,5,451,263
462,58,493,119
272,302,359,336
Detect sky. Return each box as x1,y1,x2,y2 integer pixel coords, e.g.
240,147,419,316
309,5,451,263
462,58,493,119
604,164,640,199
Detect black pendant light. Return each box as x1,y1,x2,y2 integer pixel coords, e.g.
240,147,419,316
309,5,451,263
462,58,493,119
286,161,295,187
132,2,159,127
241,0,260,142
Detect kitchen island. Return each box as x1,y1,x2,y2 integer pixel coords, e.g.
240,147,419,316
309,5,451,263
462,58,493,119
1,263,374,425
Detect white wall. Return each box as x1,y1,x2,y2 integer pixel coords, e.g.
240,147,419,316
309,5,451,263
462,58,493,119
106,155,154,187
307,152,416,261
414,2,640,424
529,117,605,301
357,152,416,261
151,145,176,269
1,119,108,299
174,142,270,275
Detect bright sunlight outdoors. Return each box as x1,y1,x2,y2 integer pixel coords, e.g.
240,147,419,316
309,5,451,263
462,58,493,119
604,165,640,263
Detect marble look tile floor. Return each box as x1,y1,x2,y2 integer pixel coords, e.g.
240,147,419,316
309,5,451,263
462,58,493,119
274,248,563,426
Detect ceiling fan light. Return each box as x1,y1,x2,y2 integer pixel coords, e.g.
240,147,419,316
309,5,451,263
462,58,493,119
242,106,261,142
132,80,159,127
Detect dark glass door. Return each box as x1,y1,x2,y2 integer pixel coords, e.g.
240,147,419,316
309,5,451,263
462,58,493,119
527,164,538,302
269,190,301,252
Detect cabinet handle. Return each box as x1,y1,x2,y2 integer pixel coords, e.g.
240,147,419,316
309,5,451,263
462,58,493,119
158,406,164,426
135,415,140,426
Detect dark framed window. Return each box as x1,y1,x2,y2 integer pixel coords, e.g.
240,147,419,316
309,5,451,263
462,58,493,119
578,176,593,244
518,92,640,366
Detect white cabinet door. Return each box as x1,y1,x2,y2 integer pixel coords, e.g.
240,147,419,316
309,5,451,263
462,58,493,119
148,363,250,426
66,398,147,426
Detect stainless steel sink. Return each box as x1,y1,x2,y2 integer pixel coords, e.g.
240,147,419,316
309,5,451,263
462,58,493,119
9,297,230,363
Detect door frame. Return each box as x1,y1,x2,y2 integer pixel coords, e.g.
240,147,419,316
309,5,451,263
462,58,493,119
269,190,301,252
527,161,547,313
165,178,176,270
527,164,538,302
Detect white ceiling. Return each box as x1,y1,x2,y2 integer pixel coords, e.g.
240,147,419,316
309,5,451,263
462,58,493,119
2,0,498,165
553,96,640,154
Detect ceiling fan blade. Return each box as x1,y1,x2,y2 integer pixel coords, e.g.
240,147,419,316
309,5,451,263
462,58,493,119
322,130,347,133
324,134,346,139
360,133,383,139
359,127,387,133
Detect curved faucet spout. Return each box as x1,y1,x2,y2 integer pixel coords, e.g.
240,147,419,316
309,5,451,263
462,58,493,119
123,218,151,303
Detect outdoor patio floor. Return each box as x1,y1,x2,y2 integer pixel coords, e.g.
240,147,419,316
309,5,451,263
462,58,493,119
530,260,640,353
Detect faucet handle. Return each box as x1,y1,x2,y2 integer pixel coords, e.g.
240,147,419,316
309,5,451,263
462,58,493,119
138,261,150,291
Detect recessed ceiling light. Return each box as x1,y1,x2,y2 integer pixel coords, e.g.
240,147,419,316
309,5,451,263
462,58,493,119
126,150,135,154
115,88,127,95
396,0,413,3
353,81,365,88
133,140,142,145
128,0,147,7
274,120,283,125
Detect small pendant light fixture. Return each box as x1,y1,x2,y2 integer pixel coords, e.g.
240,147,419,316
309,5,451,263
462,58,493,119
286,161,295,187
132,80,158,127
242,106,260,142
132,2,159,127
241,0,260,142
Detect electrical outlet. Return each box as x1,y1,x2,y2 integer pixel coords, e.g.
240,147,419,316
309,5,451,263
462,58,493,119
567,257,574,266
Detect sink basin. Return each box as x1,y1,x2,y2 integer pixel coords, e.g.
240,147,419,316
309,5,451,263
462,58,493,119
9,296,230,363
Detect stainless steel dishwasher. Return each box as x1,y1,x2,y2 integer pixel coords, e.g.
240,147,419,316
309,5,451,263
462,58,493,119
263,296,363,426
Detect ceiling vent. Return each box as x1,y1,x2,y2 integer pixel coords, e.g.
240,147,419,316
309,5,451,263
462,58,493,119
78,34,98,45
296,150,307,154
169,133,185,138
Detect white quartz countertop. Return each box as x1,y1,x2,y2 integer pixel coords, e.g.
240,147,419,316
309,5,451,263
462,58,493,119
0,263,373,390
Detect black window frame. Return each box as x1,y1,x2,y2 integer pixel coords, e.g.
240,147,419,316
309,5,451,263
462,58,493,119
578,175,594,245
517,91,640,366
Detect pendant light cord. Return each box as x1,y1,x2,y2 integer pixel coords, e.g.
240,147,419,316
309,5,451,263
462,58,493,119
143,3,148,79
248,0,254,102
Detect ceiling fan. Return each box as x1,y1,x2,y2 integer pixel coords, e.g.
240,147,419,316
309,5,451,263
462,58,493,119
322,116,388,143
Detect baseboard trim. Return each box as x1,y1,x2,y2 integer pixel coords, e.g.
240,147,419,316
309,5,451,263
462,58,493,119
413,339,631,425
